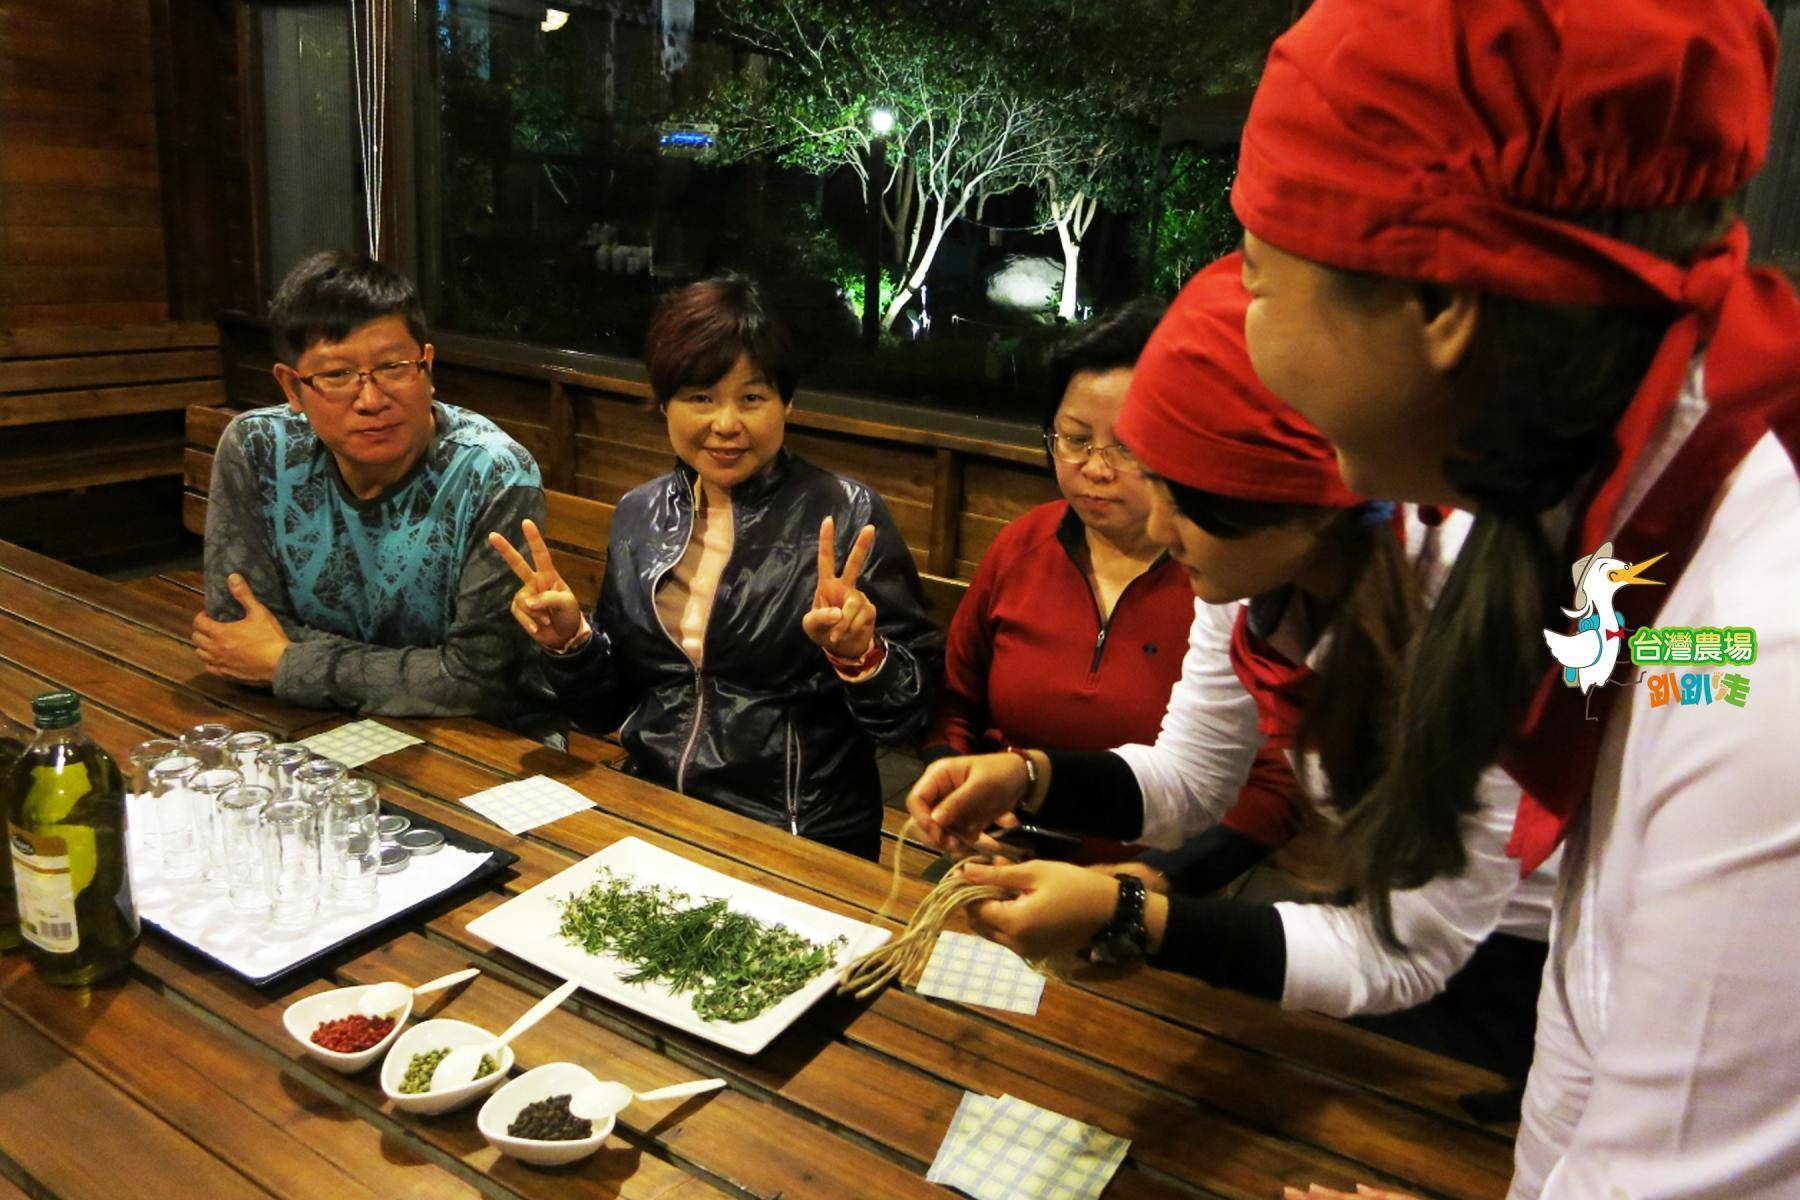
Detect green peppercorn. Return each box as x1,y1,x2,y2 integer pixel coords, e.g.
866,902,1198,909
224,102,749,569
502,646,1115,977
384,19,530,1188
398,1048,500,1094
399,1048,450,1094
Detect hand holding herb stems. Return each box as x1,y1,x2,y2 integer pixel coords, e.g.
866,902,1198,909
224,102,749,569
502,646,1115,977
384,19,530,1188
961,860,1170,962
557,870,844,1023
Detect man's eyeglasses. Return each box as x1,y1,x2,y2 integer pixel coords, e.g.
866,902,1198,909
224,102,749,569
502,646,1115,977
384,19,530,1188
296,358,431,400
1044,431,1144,475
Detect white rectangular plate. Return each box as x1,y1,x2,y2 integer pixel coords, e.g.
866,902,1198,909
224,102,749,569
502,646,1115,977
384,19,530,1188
465,836,890,1055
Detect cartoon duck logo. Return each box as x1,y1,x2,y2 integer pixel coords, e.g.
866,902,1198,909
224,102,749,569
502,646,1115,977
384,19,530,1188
1544,542,1666,694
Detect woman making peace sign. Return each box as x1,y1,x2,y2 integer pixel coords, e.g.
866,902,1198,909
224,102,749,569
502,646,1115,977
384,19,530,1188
489,275,943,858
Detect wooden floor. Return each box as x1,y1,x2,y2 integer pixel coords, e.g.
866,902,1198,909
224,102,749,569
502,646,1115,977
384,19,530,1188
0,538,1517,1200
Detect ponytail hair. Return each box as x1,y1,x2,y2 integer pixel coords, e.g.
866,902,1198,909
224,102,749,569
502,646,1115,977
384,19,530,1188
1299,509,1424,815
1339,198,1741,945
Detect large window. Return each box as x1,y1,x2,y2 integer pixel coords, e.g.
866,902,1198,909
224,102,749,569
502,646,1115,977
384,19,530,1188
261,3,366,287
251,2,1800,423
419,2,777,365
408,0,1278,421
243,1,1284,417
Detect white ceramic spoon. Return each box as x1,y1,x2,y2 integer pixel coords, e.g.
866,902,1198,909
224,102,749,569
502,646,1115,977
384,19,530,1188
430,978,580,1092
356,967,481,1017
569,1076,727,1122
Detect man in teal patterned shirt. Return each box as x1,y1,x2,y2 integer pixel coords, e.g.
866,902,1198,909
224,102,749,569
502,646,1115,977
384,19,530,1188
194,252,555,732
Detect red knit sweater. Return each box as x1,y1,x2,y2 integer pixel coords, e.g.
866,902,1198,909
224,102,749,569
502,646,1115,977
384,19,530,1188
925,502,1192,758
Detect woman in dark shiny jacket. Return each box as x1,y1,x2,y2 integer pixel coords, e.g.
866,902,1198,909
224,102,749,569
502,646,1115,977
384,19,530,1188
489,276,943,858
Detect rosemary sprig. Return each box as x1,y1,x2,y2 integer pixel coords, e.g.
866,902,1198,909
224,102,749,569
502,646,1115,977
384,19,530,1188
555,869,846,1023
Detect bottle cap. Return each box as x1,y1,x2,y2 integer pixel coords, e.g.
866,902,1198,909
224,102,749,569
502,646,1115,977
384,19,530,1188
398,829,444,855
31,691,81,730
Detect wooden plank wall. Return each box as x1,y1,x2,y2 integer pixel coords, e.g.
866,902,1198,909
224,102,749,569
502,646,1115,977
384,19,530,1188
0,0,169,328
0,322,224,565
213,317,1060,616
148,0,264,319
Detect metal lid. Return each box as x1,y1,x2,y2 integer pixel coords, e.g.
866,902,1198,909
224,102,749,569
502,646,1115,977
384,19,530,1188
398,828,444,855
377,846,411,874
376,815,411,841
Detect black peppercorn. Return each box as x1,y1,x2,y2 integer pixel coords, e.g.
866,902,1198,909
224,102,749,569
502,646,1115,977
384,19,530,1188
507,1093,593,1141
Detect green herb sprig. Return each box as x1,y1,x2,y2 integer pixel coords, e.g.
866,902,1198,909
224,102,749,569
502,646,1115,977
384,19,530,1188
555,870,845,1023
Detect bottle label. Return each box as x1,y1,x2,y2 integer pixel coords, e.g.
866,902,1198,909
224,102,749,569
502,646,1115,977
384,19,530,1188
9,824,79,954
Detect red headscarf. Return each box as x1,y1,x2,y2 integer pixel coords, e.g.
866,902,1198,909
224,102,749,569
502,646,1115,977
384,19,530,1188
1116,252,1361,508
1232,0,1774,310
1118,255,1367,831
1231,0,1793,874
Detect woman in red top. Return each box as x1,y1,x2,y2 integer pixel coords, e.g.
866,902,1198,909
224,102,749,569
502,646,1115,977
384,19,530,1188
922,303,1303,865
925,301,1185,760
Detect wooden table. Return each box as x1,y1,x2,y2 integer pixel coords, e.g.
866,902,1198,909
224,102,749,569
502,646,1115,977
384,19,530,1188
0,539,1518,1200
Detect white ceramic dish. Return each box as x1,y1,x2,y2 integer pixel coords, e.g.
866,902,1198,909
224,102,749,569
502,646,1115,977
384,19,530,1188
477,1062,616,1166
464,837,890,1056
380,1018,515,1115
282,984,411,1074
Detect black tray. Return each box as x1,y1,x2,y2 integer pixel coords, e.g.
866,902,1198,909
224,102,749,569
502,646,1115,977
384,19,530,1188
140,798,517,989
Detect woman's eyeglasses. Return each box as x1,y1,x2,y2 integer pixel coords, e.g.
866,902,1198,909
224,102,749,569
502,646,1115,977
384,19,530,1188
1044,431,1144,475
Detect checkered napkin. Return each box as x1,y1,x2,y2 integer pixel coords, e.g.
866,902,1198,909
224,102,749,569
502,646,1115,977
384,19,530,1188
458,774,594,835
916,932,1047,1016
927,1091,1130,1200
298,719,422,767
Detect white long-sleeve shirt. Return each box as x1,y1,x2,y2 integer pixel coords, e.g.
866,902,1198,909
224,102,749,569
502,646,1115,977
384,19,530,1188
1112,508,1559,1017
1513,390,1800,1197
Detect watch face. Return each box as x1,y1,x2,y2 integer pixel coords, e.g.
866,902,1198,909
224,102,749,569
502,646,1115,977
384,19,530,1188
1090,932,1145,967
1089,875,1148,966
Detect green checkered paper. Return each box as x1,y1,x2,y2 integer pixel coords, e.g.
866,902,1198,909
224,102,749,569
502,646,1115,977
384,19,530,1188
299,719,422,767
915,931,1047,1015
927,1091,1130,1200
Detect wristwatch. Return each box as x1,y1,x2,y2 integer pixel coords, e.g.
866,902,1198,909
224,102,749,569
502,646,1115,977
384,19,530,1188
1088,874,1148,967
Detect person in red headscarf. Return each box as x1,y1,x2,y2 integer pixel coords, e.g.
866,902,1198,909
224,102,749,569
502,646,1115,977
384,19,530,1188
1222,1,1798,1196
920,299,1304,876
906,255,1562,1093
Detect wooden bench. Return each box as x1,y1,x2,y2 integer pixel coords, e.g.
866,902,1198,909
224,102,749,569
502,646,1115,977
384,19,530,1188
0,322,224,563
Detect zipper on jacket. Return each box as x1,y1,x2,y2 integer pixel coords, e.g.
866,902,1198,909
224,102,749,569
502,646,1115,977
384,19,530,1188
1087,564,1162,675
676,669,705,795
1088,626,1110,674
784,716,802,835
1060,518,1169,678
656,470,737,797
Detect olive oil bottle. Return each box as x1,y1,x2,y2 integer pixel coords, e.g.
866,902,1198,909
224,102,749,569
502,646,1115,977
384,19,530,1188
0,708,29,951
6,692,140,985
